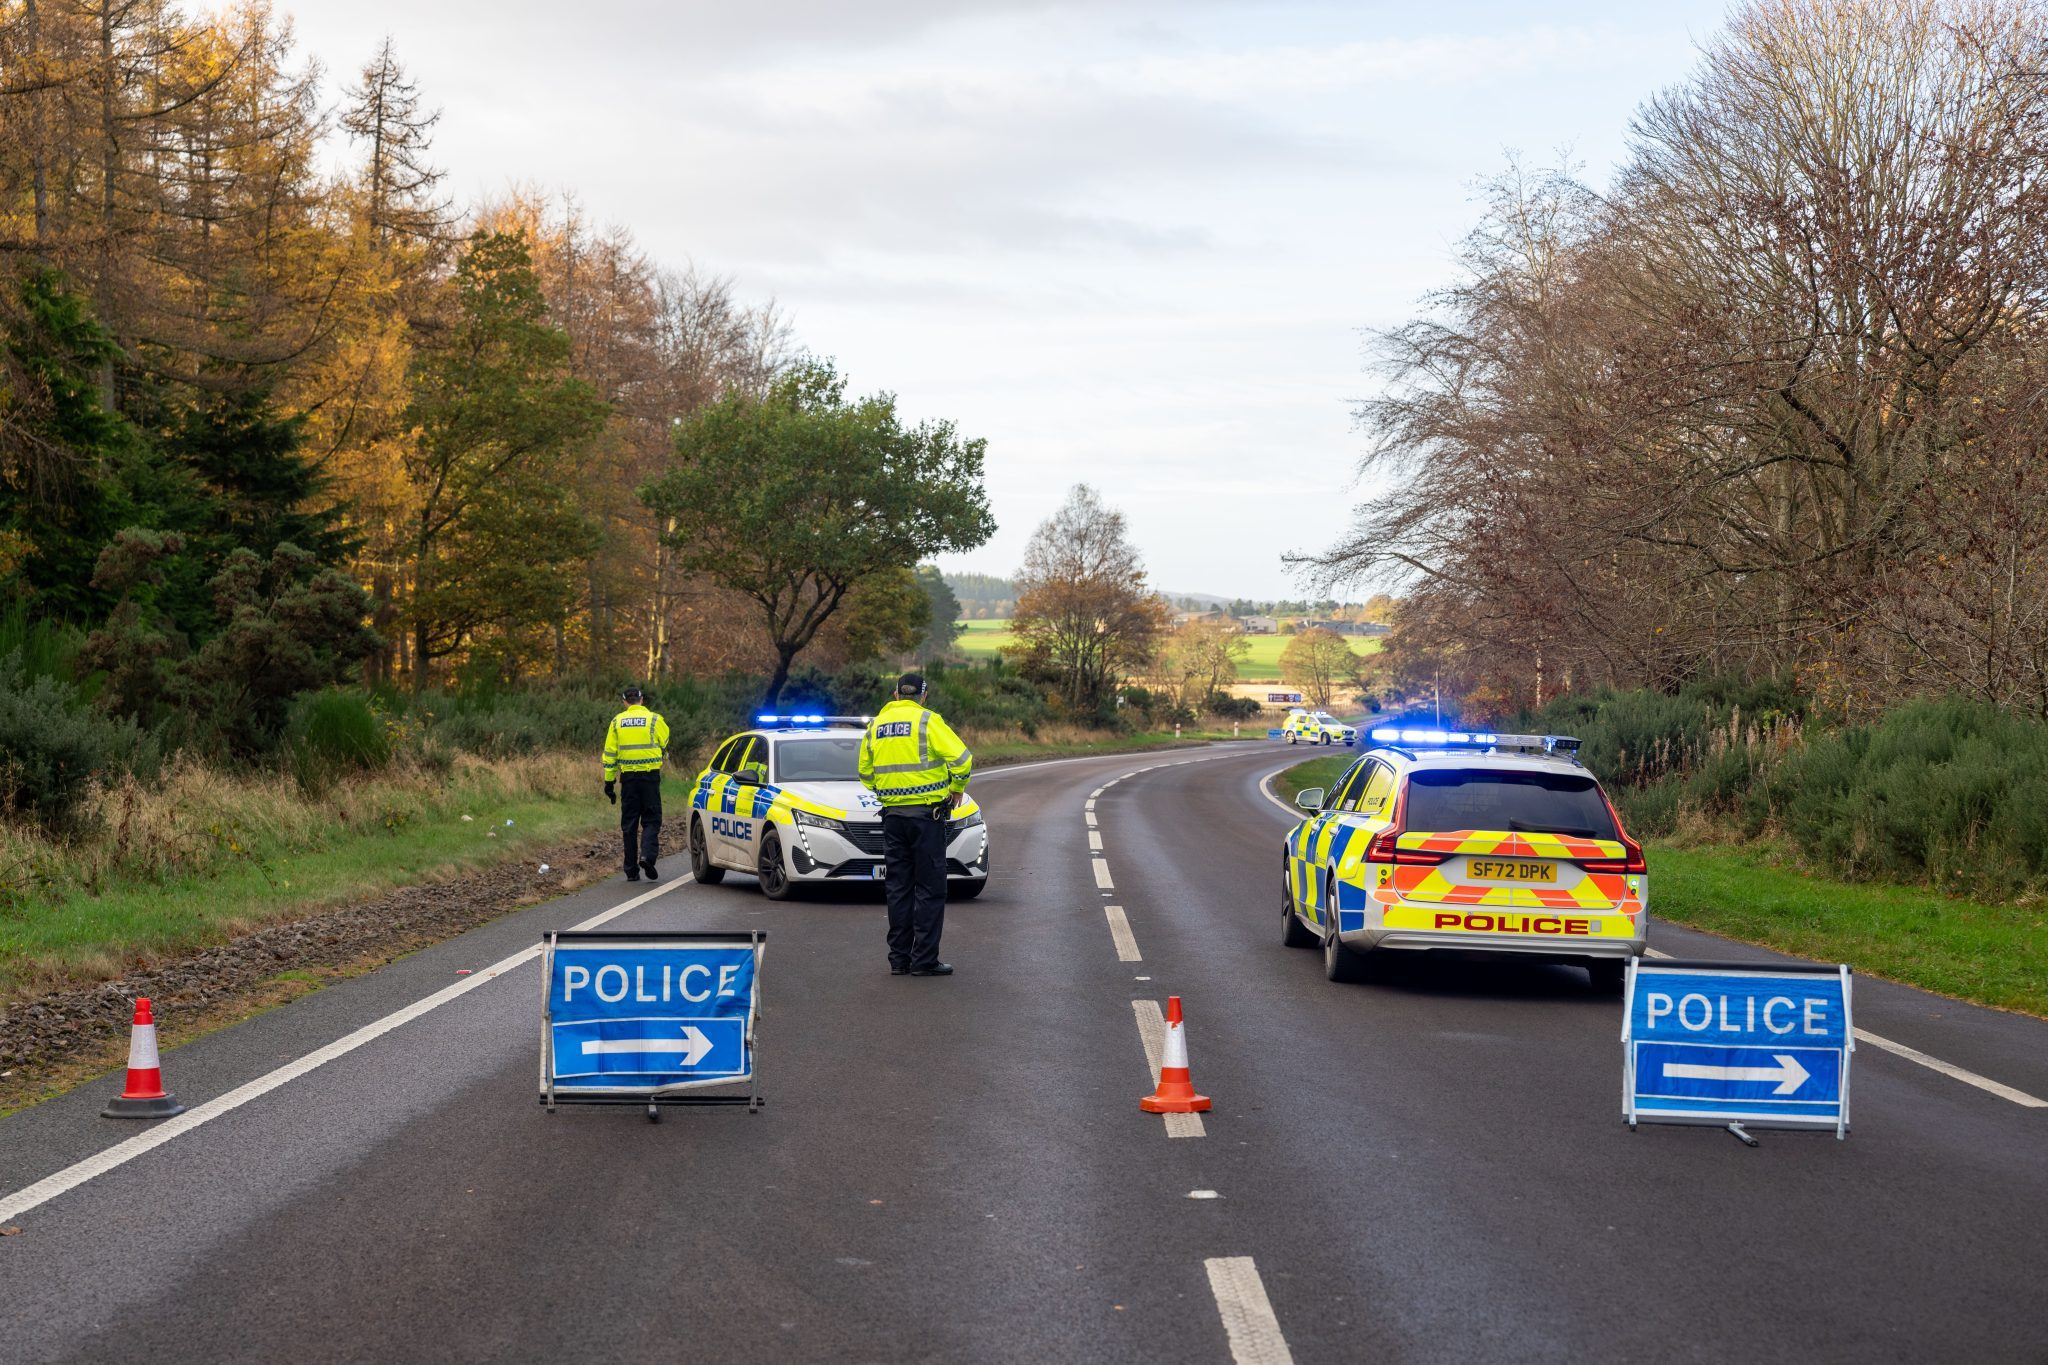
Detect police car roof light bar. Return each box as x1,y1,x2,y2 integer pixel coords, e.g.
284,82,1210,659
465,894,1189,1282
1365,727,1581,757
755,714,872,728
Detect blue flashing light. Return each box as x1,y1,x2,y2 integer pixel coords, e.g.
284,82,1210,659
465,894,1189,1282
756,713,831,726
1368,727,1500,746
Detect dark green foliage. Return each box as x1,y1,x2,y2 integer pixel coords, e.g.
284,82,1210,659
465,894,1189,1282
287,688,392,789
1766,700,2048,896
416,676,754,760
924,660,1052,735
0,650,160,830
0,270,152,620
1210,695,1262,720
83,536,378,756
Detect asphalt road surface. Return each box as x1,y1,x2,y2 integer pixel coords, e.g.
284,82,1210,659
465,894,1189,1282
4,743,2046,1363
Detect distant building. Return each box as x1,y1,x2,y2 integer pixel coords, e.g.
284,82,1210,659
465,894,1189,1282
1238,615,1278,634
1302,618,1376,636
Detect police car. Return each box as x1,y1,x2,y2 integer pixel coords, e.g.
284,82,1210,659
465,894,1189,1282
1282,708,1358,746
688,715,989,901
1281,727,1647,991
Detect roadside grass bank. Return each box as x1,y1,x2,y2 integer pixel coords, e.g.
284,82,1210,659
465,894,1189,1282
1273,755,2045,1018
951,618,1379,683
1646,842,2048,1019
0,753,632,1007
1271,753,1350,805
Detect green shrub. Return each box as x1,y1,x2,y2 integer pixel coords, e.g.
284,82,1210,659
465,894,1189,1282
286,688,391,789
0,649,160,830
1767,699,2048,895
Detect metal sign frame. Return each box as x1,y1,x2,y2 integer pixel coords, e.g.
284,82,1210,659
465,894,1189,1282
539,929,766,1116
1622,957,1852,1140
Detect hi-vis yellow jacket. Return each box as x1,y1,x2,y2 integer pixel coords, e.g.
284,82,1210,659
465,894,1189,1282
603,704,671,779
858,698,973,807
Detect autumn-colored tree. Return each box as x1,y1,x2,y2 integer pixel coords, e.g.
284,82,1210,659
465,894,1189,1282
1011,484,1168,712
1280,628,1358,708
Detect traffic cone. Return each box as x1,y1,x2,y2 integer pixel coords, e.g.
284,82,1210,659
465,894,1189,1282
102,998,185,1119
1141,995,1212,1113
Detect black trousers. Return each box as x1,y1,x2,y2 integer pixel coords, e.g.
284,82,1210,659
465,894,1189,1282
882,807,948,969
619,771,662,875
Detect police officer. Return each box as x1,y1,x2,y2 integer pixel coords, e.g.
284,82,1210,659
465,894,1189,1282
858,672,973,976
602,684,671,882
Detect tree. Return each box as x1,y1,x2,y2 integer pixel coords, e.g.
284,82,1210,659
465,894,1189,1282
1281,627,1359,708
401,230,605,691
640,358,994,707
1010,484,1168,712
910,564,963,660
1157,618,1248,710
340,39,449,248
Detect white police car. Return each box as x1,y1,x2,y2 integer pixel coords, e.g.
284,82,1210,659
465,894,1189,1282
1282,727,1648,991
1282,708,1357,746
688,715,988,901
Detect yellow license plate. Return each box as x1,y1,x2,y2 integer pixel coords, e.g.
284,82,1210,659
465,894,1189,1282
1466,859,1557,883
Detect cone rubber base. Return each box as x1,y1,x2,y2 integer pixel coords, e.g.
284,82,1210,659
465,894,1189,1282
103,1093,185,1119
1140,1092,1211,1113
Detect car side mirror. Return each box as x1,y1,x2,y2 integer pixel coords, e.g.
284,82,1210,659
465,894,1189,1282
740,762,767,784
1294,788,1326,811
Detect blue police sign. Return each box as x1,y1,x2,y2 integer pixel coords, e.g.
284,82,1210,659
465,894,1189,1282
1624,959,1853,1138
540,931,765,1112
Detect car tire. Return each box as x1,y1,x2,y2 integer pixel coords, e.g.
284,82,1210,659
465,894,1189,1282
1587,958,1625,994
1281,867,1316,948
1323,925,1367,982
952,878,987,900
1320,732,1331,745
1287,731,1298,745
756,828,795,901
689,817,724,885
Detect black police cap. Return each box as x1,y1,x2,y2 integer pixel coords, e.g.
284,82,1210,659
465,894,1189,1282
896,672,926,697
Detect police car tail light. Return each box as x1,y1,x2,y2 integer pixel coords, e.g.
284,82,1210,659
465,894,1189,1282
1579,793,1648,874
1362,781,1445,865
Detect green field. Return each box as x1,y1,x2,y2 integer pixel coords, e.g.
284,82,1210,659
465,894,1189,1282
954,620,1379,682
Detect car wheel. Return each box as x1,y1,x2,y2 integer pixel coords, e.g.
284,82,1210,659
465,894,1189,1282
1320,732,1331,745
952,878,987,900
689,817,724,885
1323,924,1366,982
1587,958,1625,994
1281,865,1316,948
1287,731,1298,745
757,828,795,901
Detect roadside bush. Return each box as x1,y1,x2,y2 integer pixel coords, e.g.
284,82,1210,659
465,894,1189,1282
925,660,1051,735
286,688,392,790
1766,699,2048,896
0,649,160,830
1209,695,1261,720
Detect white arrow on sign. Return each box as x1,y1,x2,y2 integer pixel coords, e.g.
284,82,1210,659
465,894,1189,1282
1663,1053,1810,1096
581,1025,712,1066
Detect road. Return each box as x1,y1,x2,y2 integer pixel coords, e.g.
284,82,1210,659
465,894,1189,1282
4,743,2046,1363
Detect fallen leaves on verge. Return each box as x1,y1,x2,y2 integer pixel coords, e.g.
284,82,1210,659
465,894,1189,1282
0,1226,22,1236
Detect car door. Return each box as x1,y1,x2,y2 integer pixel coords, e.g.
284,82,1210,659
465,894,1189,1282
1297,758,1368,926
711,736,764,864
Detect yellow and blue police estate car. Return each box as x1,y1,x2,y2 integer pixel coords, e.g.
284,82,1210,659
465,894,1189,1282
688,715,989,901
1281,728,1647,991
1282,708,1358,746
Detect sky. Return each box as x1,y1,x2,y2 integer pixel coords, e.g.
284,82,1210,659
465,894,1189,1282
273,0,1734,600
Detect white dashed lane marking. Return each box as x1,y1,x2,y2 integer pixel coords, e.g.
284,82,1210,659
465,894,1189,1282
1093,859,1114,890
1088,830,1103,851
1131,1000,1205,1139
1204,1256,1295,1365
1104,906,1141,962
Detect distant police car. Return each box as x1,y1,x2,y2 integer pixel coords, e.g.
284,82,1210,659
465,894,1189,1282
1281,727,1647,991
688,715,989,901
1282,708,1358,746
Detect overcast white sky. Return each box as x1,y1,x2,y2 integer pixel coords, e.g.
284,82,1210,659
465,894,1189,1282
278,0,1732,599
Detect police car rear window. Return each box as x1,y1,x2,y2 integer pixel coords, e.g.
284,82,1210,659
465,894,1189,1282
1403,769,1618,840
774,737,862,782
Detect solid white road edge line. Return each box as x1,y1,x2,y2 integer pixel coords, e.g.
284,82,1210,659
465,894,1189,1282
1640,948,2045,1106
1204,1256,1296,1365
0,875,696,1224
1093,859,1114,890
1131,1000,1204,1139
1256,768,1305,818
1105,906,1142,963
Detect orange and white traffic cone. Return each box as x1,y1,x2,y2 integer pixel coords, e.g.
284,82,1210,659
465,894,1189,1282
102,997,185,1119
1140,995,1212,1113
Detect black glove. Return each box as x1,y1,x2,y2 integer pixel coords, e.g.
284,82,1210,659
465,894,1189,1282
603,780,616,804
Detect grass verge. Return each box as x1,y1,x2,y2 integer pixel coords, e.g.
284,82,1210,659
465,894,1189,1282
1271,753,1351,805
1648,842,2048,1019
0,757,641,1006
